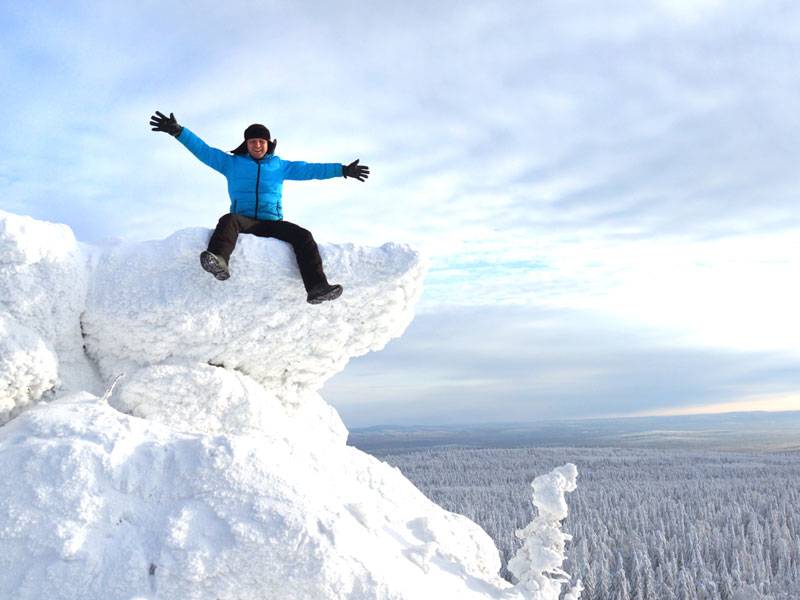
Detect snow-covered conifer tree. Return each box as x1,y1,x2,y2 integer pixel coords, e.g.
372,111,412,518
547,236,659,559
508,463,582,599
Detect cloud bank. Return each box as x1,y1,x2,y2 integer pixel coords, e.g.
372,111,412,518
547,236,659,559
3,0,799,423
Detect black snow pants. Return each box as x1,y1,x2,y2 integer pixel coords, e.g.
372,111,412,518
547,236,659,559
206,213,328,292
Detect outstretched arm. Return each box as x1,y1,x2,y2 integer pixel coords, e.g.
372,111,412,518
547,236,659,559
342,159,369,182
282,159,370,181
149,110,232,175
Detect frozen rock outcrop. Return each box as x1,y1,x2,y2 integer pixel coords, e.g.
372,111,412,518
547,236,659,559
0,210,579,600
82,227,425,401
0,393,511,600
0,209,426,426
0,313,58,423
0,212,99,422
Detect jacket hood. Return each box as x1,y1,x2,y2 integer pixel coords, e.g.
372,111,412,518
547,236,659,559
230,140,250,156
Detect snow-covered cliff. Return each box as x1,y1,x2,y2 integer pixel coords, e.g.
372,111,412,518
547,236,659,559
0,210,578,600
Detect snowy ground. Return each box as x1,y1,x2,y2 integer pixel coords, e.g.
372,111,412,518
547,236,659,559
0,210,579,600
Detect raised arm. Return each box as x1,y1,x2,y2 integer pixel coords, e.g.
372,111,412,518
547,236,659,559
149,110,232,175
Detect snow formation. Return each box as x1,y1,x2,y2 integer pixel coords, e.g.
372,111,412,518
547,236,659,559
0,212,97,423
509,464,582,599
0,210,579,600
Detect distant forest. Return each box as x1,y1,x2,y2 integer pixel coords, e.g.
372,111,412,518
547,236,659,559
372,446,800,600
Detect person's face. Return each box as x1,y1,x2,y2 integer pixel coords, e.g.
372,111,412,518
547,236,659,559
247,138,269,160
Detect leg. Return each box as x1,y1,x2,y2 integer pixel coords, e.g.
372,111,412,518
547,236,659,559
243,220,328,292
207,213,259,263
202,213,260,280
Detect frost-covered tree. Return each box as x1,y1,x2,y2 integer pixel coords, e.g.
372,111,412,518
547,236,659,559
376,446,800,600
610,552,630,600
507,463,582,599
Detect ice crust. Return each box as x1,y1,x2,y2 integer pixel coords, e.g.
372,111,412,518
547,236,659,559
0,210,577,600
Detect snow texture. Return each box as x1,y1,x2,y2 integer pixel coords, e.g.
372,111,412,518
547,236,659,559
0,312,58,422
0,393,512,600
81,226,426,402
0,212,100,418
0,210,578,600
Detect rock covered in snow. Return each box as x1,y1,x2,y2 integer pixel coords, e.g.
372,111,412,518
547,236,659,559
110,361,349,446
0,313,58,423
0,211,99,422
0,209,426,425
82,226,426,400
0,210,580,600
0,393,513,600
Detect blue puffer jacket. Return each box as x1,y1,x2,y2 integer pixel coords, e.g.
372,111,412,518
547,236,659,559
176,127,343,221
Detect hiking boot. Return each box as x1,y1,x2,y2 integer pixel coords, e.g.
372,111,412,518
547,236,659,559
307,283,343,304
200,250,230,281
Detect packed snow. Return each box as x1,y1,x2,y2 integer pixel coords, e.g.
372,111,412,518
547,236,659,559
0,209,580,600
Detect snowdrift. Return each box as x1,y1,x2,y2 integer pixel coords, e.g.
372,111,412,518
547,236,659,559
0,210,579,600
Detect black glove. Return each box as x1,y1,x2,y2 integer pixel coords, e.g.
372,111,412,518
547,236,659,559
149,111,183,137
342,159,369,182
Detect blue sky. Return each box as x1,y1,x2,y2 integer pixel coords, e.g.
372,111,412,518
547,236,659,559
2,0,799,426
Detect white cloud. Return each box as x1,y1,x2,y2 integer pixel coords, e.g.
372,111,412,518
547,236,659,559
3,0,800,425
651,0,731,23
323,304,800,426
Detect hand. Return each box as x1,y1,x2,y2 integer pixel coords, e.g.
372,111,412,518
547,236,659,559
149,111,183,137
343,159,369,182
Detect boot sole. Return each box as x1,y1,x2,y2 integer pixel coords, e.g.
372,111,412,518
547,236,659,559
200,251,230,281
307,284,343,304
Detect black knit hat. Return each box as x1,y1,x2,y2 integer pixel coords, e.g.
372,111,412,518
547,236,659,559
231,123,272,155
244,123,271,141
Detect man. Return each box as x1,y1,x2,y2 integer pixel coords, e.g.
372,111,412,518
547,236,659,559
149,111,369,304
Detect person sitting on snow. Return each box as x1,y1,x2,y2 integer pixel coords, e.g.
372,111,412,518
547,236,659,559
149,111,369,304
